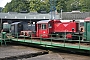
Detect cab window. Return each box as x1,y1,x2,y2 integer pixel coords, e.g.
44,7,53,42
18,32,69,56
42,24,46,29
38,24,41,29
48,23,52,28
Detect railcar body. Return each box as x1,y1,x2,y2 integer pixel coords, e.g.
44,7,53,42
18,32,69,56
36,19,80,39
11,22,23,36
11,22,36,37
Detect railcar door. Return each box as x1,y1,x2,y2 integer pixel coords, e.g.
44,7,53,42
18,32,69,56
18,23,23,35
11,24,15,35
37,24,48,38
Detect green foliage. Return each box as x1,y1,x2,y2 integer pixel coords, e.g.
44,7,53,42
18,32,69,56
2,0,29,12
2,0,90,13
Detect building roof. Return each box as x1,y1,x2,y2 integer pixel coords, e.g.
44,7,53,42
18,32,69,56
0,12,60,20
0,12,90,21
61,12,90,20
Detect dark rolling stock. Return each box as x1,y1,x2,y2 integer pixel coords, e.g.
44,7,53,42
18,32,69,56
10,22,36,37
10,22,23,36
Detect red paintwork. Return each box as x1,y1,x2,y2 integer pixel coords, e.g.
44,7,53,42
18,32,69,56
36,19,79,38
48,20,61,33
36,23,49,38
53,21,78,32
49,20,78,33
66,34,72,39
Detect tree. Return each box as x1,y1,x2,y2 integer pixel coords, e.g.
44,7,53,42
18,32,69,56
38,0,50,13
79,0,90,12
56,0,67,12
2,0,90,13
29,0,50,13
2,0,29,13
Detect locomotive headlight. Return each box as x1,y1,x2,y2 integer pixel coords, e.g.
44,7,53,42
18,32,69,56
43,31,45,33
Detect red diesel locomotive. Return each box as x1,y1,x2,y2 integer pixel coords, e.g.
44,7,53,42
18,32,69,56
36,19,80,39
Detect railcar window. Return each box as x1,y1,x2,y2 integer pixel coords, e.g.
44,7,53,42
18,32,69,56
18,24,22,27
11,25,14,31
38,24,41,29
48,23,52,28
42,24,46,29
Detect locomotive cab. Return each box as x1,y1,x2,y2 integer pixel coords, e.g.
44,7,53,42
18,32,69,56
36,19,61,38
36,20,50,38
